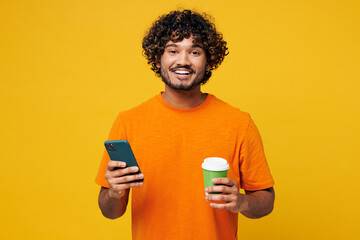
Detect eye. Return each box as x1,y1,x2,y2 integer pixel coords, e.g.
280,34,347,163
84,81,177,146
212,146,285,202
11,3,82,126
191,51,201,55
168,50,177,54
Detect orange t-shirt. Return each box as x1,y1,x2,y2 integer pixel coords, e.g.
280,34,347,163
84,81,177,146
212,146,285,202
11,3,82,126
95,93,274,240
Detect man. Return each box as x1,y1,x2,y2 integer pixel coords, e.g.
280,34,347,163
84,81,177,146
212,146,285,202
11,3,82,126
96,10,275,240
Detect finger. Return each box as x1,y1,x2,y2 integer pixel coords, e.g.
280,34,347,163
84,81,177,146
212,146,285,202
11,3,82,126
112,173,144,184
109,166,139,178
107,161,126,170
209,202,236,211
114,166,140,177
105,166,139,180
113,181,144,192
205,193,237,202
205,185,236,194
212,178,236,186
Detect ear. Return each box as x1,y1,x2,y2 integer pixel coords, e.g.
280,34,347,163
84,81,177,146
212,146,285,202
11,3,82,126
156,61,160,68
206,65,210,71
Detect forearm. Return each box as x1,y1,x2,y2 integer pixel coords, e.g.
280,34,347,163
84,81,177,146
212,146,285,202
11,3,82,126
240,187,275,219
98,187,129,219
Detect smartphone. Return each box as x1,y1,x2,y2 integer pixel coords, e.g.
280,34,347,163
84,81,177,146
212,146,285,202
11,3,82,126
104,140,143,182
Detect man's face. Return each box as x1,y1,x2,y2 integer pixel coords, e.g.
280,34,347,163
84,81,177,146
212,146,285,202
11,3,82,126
157,35,208,91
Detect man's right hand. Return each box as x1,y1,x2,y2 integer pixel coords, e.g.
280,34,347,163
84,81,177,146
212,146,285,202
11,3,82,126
104,160,144,199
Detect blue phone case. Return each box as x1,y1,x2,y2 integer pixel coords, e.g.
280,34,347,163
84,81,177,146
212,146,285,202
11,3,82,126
104,140,143,182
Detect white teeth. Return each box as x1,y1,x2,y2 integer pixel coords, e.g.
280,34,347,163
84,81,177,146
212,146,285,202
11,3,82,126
175,70,190,75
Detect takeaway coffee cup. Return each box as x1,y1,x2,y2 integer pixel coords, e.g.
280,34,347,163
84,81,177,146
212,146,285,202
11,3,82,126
202,157,229,195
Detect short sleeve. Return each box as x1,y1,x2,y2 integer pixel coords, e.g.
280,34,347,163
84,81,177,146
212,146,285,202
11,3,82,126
95,113,126,188
239,117,274,191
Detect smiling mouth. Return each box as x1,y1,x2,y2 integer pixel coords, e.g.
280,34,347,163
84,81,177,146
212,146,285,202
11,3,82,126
174,70,191,75
170,67,194,76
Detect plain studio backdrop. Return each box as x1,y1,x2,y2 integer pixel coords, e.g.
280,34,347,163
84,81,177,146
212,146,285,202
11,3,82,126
1,0,359,239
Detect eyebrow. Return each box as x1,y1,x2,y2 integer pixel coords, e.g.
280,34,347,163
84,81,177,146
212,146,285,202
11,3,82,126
165,43,204,49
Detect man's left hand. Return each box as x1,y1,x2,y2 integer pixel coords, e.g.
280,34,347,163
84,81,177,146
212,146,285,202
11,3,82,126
205,178,249,213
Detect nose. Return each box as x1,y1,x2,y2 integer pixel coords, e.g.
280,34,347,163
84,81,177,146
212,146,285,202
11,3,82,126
176,51,191,66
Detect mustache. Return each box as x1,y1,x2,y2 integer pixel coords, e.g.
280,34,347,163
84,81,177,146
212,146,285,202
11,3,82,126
169,66,195,74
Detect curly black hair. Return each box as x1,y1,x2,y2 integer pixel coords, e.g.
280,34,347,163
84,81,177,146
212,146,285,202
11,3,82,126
142,9,229,84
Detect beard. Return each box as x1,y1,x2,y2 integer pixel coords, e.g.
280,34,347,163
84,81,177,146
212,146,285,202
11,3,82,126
160,66,206,91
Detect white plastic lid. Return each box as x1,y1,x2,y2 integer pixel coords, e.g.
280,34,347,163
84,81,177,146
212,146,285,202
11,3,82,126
201,157,229,171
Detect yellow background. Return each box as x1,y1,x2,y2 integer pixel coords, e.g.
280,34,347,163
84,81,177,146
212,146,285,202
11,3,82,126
1,0,359,239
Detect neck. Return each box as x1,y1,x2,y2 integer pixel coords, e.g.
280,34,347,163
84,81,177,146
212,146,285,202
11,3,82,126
162,85,207,109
